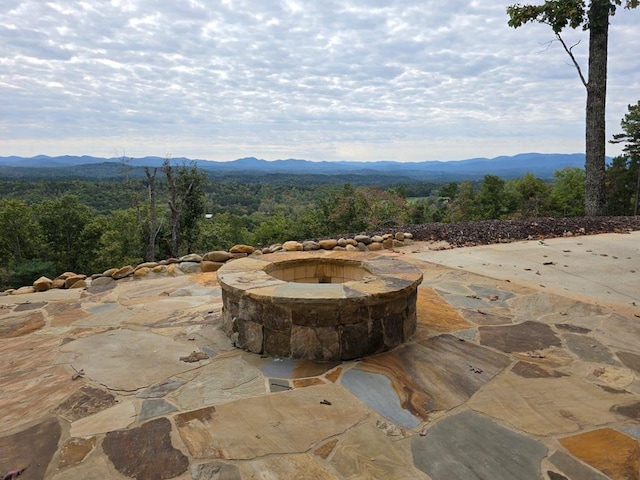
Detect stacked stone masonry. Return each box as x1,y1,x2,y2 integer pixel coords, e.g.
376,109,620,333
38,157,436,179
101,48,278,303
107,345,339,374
217,252,423,361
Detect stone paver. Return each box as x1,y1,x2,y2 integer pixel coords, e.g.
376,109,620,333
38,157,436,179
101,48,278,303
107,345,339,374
411,410,547,480
2,233,640,479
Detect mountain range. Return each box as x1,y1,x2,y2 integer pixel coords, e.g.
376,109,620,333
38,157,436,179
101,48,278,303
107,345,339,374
0,153,590,182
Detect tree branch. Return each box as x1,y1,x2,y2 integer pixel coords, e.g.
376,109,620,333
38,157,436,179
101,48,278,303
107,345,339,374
555,33,588,88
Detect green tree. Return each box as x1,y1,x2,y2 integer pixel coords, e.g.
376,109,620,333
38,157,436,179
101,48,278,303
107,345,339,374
609,100,640,214
253,213,296,246
507,0,638,216
475,175,517,219
0,199,43,265
162,159,207,256
35,194,93,272
550,167,586,216
82,209,146,272
508,173,552,217
445,181,477,222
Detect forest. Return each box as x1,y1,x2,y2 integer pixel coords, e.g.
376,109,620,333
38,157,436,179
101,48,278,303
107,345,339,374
0,151,637,291
2,96,640,289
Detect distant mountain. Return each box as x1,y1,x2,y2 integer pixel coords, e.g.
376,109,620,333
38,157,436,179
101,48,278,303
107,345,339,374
0,153,590,181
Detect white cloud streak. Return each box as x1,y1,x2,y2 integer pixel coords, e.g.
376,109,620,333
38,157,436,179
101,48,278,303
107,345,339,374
1,0,638,161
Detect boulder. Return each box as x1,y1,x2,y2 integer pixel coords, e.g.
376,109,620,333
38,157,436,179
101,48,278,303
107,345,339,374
64,275,87,289
135,262,158,270
201,261,224,273
319,239,338,250
52,278,66,289
203,251,232,262
56,272,77,280
404,232,414,239
91,276,116,288
180,253,202,263
69,279,87,289
368,242,383,251
112,265,135,279
346,239,358,246
354,234,372,245
12,286,35,295
394,232,405,241
346,244,358,251
134,267,153,278
371,235,384,243
102,268,118,277
382,238,394,249
283,241,303,252
336,238,348,247
33,276,53,292
230,244,255,255
167,264,184,276
179,262,201,274
303,241,321,251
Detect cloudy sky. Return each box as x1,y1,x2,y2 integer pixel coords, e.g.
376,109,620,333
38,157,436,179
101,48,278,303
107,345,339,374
1,1,639,162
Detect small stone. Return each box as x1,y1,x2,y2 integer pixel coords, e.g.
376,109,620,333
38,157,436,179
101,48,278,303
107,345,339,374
371,235,384,243
368,242,383,251
395,232,405,241
179,351,209,363
191,461,241,480
336,238,348,247
346,244,358,251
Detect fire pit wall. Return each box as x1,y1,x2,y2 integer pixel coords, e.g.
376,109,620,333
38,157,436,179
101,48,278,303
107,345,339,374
217,252,423,361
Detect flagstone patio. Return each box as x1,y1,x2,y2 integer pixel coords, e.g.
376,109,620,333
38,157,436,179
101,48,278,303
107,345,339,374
1,232,640,479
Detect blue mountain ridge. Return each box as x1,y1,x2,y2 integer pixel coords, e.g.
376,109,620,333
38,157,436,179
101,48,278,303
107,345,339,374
0,153,591,179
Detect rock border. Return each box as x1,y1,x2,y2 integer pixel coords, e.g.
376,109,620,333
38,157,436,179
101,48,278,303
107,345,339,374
5,232,418,296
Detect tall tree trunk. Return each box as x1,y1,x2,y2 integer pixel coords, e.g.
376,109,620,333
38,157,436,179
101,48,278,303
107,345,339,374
163,159,181,257
584,0,610,216
144,167,158,261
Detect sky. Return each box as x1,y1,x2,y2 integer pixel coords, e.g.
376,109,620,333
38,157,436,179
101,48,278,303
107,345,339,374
1,1,639,163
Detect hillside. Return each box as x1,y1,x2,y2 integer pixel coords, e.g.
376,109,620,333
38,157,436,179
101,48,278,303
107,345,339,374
0,153,588,182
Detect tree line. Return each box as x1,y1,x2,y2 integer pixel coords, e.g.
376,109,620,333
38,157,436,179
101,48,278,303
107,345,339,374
0,100,638,289
0,164,624,290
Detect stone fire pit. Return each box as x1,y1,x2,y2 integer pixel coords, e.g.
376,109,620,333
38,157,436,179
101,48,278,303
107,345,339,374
217,252,423,361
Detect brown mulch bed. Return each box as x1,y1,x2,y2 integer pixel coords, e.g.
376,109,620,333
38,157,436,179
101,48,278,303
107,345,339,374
397,216,640,248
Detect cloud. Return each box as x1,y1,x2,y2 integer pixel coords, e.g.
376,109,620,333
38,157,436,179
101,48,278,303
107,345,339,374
1,0,638,161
